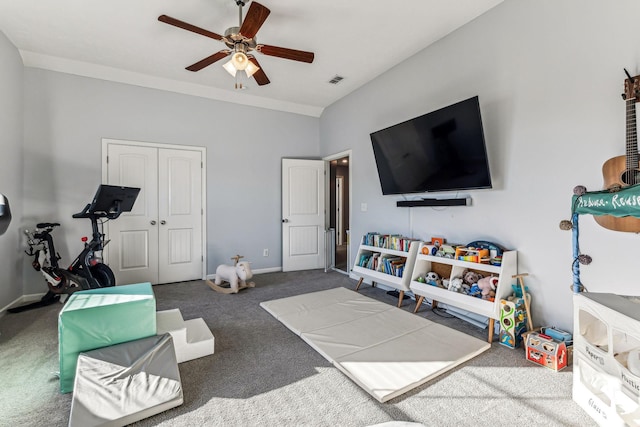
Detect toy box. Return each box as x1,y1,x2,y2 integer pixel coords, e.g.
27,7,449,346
525,331,568,371
573,292,640,425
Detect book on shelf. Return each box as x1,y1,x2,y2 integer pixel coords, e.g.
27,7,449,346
377,255,406,277
357,252,381,270
361,232,418,252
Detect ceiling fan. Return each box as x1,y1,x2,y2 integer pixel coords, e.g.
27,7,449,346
158,0,315,87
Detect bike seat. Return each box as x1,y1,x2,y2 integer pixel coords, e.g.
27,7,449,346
37,222,60,229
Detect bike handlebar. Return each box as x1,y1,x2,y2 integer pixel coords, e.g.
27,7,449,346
72,201,123,220
72,204,91,219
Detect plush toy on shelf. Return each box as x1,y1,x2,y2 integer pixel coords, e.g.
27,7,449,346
447,277,464,293
468,283,482,298
462,269,484,287
425,271,442,287
477,276,499,300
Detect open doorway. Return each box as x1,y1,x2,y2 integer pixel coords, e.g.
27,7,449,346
328,155,350,273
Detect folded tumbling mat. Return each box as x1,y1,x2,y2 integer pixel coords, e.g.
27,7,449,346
261,287,490,402
69,333,183,426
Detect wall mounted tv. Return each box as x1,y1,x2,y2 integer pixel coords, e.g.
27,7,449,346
370,96,492,195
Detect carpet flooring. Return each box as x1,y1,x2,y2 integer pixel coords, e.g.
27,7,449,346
0,269,596,426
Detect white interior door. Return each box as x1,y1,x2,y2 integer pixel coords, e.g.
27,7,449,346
105,141,204,285
106,144,159,285
282,158,325,271
158,148,203,283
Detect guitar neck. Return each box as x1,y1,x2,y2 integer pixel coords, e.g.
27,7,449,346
626,97,639,171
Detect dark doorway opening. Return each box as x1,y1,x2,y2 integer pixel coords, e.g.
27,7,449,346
329,157,350,272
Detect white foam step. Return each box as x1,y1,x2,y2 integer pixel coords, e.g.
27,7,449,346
156,309,215,363
157,309,187,343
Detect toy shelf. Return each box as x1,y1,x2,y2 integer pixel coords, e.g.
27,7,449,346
409,244,518,343
352,238,419,308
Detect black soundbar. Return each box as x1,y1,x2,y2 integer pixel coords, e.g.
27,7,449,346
396,197,471,207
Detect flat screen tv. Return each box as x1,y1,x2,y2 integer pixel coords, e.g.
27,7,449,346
370,96,492,195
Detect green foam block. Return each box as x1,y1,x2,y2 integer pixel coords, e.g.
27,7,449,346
58,282,157,393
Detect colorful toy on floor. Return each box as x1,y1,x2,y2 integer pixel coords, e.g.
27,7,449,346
499,293,529,349
525,331,568,371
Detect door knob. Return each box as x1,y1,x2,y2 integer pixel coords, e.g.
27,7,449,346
150,220,156,225
282,219,289,223
160,220,166,225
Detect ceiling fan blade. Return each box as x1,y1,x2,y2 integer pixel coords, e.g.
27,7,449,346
239,2,270,39
248,56,270,86
258,44,314,63
158,15,223,41
186,50,230,72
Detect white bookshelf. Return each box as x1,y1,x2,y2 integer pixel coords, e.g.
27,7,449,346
352,236,419,307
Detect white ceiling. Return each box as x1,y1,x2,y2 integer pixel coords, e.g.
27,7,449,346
0,0,503,116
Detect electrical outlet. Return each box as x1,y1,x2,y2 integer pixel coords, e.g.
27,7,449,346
263,248,269,257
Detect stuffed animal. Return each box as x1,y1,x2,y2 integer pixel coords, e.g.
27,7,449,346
425,271,441,287
468,283,482,298
477,276,499,300
214,261,254,293
448,277,464,293
462,269,484,287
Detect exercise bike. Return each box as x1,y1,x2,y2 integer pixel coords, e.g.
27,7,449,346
9,185,140,313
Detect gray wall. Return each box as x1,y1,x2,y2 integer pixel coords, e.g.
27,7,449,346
320,0,640,331
21,69,319,294
6,1,640,330
0,31,23,310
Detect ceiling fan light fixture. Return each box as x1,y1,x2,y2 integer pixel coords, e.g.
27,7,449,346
244,60,260,77
231,51,249,70
223,59,238,76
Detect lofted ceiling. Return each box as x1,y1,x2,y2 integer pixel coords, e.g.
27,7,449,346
0,0,503,116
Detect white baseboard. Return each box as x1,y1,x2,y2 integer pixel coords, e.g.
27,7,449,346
205,266,282,281
0,292,48,316
252,267,282,274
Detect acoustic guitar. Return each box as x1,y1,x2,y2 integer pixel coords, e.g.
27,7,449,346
594,73,640,232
